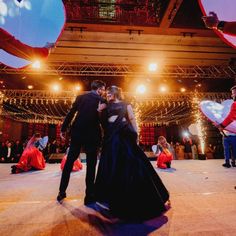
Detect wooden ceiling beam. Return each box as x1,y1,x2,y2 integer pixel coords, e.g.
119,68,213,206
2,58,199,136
160,0,184,29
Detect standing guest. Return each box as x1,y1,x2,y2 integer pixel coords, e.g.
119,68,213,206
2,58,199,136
183,137,192,159
95,86,169,221
191,143,198,160
220,130,236,168
214,85,236,167
216,86,236,131
2,141,15,163
12,140,24,163
11,133,48,174
202,12,236,36
57,80,106,205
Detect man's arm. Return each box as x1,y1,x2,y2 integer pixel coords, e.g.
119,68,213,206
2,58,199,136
220,102,236,128
60,96,80,136
0,28,51,60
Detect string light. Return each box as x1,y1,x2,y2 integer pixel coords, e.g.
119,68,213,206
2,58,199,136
0,90,230,127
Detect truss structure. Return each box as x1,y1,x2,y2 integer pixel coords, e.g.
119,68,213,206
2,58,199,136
1,63,236,79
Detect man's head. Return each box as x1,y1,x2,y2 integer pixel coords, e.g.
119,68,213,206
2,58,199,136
91,80,106,96
230,85,236,101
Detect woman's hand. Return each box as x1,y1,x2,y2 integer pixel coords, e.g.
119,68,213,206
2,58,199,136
97,102,107,112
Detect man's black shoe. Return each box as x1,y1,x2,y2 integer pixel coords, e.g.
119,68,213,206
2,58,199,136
231,161,236,167
11,165,17,174
166,162,171,168
57,192,66,203
222,163,231,168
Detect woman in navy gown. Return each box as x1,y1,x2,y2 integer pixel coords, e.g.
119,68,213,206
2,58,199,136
95,86,169,221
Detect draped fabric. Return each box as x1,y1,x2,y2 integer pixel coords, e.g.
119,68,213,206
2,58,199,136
60,155,83,172
11,136,46,174
95,102,169,220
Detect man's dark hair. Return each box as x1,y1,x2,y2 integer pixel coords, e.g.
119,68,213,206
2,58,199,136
91,80,106,90
230,85,236,91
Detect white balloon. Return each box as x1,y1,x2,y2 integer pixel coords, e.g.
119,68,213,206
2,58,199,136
200,99,236,133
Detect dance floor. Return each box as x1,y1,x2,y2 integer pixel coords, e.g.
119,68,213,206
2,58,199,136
0,159,236,236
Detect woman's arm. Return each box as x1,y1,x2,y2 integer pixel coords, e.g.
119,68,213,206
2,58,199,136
127,104,138,133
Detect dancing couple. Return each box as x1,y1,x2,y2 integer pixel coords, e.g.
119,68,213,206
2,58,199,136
57,80,169,221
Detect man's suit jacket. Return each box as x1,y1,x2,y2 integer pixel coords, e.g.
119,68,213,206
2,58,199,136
61,91,104,145
2,146,15,160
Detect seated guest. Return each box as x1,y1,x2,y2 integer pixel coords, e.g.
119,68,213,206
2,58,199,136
11,133,48,174
60,147,83,172
153,136,173,169
175,142,185,160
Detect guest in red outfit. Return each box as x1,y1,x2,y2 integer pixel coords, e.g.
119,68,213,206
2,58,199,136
214,85,236,168
0,28,53,61
218,86,236,130
11,133,48,174
60,147,83,172
154,136,173,169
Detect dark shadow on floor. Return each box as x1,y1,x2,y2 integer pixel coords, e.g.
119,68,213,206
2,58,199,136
59,202,169,236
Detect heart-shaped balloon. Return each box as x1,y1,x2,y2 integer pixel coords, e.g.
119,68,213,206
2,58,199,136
198,0,236,48
200,99,236,133
0,0,65,68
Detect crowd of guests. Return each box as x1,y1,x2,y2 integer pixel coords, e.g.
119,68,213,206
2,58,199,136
0,139,70,163
0,136,225,165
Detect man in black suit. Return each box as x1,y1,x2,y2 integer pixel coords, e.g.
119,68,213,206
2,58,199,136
2,141,15,163
57,80,106,205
